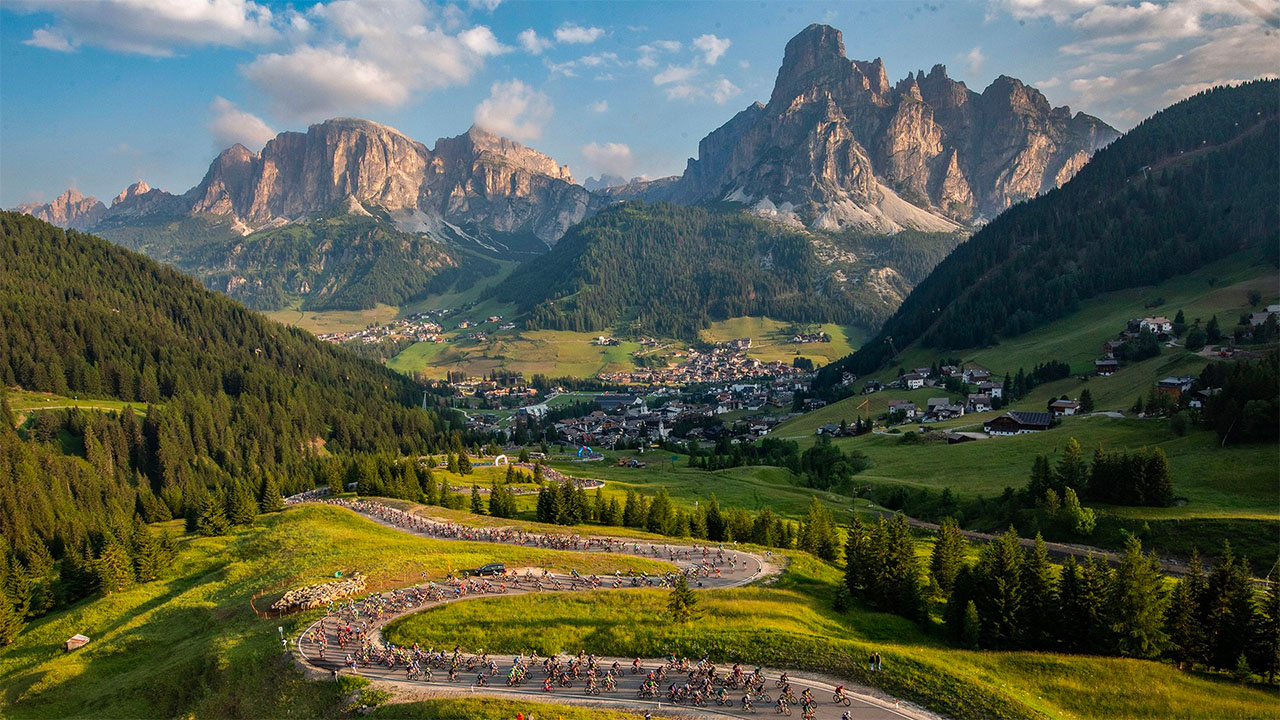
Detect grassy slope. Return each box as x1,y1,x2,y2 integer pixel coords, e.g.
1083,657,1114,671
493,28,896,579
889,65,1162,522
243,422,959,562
389,315,869,380
827,417,1276,515
771,387,963,437
389,328,643,379
385,553,1279,720
0,505,670,719
261,303,400,335
6,389,147,421
700,317,866,366
869,251,1277,387
549,454,867,523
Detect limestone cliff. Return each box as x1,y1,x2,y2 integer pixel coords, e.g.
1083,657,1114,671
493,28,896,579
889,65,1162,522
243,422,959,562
15,189,105,231
626,24,1118,230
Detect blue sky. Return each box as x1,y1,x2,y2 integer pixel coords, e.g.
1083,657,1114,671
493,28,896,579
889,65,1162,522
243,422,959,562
2,0,1276,208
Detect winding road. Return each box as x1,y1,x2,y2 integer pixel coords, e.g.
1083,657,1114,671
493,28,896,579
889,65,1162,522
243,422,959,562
290,499,929,720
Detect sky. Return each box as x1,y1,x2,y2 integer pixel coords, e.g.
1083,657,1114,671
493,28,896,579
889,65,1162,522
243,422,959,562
1,0,1276,208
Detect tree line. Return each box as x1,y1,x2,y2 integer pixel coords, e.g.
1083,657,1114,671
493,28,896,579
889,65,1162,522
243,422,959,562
845,517,1279,682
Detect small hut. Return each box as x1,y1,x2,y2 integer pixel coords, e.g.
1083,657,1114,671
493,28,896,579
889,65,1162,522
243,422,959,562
64,634,90,651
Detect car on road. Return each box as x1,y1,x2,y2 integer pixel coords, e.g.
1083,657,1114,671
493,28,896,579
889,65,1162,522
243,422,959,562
466,562,505,577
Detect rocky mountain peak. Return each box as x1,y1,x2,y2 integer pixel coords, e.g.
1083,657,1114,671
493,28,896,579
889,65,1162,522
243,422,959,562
771,24,851,104
640,22,1119,231
112,180,151,207
14,188,106,230
439,125,574,183
982,75,1052,115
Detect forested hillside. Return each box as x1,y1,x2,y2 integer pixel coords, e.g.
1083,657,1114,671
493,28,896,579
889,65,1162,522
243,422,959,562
499,202,960,338
101,213,486,311
819,80,1279,385
0,212,467,587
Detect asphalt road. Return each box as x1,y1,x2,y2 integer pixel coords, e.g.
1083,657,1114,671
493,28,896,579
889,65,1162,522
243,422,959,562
291,499,925,720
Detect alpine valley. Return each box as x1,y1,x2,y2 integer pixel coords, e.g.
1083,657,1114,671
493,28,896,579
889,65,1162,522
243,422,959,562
3,8,1280,720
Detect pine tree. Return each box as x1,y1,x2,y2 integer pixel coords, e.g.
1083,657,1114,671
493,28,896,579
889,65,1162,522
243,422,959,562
130,516,161,582
601,497,620,526
0,590,23,645
973,527,1025,649
646,488,673,534
195,492,230,536
961,600,981,650
59,544,99,602
705,495,725,541
1111,532,1172,655
1206,314,1222,343
1,554,31,621
1027,455,1054,503
591,488,605,523
1055,438,1088,493
470,485,485,515
1079,388,1095,413
1256,576,1280,683
880,514,924,618
1204,543,1259,670
518,447,530,463
227,481,257,526
1019,534,1059,649
421,469,439,505
1166,552,1209,670
447,454,459,474
844,516,875,598
668,574,700,623
535,484,554,523
259,476,284,513
1142,448,1173,507
1060,556,1114,654
95,537,135,594
458,454,473,475
799,496,839,561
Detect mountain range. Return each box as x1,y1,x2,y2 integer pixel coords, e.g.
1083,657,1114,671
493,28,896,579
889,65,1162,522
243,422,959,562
13,23,1118,324
816,79,1279,390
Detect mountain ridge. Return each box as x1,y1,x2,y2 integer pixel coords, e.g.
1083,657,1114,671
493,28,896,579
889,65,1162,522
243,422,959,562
604,24,1118,232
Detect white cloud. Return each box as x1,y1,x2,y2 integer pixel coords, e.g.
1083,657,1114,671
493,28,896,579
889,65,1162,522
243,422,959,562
653,64,697,86
23,27,74,52
637,41,681,69
555,23,605,44
459,25,511,56
240,0,506,121
710,77,741,104
208,96,276,150
578,52,619,67
985,0,1280,127
468,0,502,11
12,0,278,56
693,33,731,65
590,100,609,113
518,28,553,54
661,77,741,104
581,142,634,177
473,79,554,141
961,46,986,75
244,45,408,118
